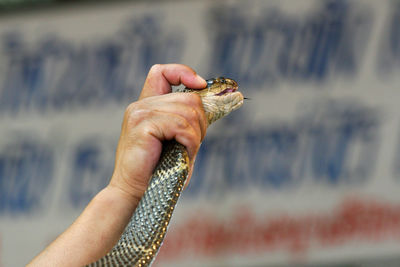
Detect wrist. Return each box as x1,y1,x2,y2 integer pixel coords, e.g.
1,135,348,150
103,183,141,212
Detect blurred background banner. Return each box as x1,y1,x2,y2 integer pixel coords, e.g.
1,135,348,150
1,0,400,266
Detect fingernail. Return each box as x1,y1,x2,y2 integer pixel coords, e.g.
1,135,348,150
184,168,192,190
184,157,196,190
196,74,206,84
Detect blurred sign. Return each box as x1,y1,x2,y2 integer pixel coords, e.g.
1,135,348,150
1,0,400,266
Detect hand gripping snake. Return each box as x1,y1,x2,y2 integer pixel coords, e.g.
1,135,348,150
87,77,244,266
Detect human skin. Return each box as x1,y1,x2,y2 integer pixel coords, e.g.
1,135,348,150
28,64,207,266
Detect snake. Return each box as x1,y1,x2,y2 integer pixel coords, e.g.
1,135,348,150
87,77,244,266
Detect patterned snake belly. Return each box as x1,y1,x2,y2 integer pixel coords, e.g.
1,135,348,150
87,77,244,267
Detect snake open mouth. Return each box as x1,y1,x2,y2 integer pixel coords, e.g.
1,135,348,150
215,87,238,96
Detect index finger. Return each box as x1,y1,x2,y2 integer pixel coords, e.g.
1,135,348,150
139,64,207,99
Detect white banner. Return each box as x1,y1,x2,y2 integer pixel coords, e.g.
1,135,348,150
1,0,400,266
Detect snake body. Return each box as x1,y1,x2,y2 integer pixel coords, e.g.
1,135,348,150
87,77,244,266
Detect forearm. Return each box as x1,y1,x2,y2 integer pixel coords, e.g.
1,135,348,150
28,64,206,266
28,185,139,267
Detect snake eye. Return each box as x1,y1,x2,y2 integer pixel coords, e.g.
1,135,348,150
206,79,214,87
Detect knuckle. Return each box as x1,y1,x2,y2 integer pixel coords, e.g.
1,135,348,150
179,128,200,151
188,93,203,106
188,130,201,148
186,106,198,121
141,123,157,137
124,102,137,114
180,94,204,114
174,115,190,129
124,103,152,126
149,64,162,74
188,95,206,120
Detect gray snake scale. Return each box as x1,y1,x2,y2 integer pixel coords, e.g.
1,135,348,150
87,77,244,266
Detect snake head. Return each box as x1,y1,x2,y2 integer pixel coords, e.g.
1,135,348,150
179,77,244,125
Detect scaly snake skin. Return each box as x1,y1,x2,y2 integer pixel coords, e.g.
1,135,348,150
87,77,244,266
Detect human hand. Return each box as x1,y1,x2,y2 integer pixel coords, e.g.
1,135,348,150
109,64,207,205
